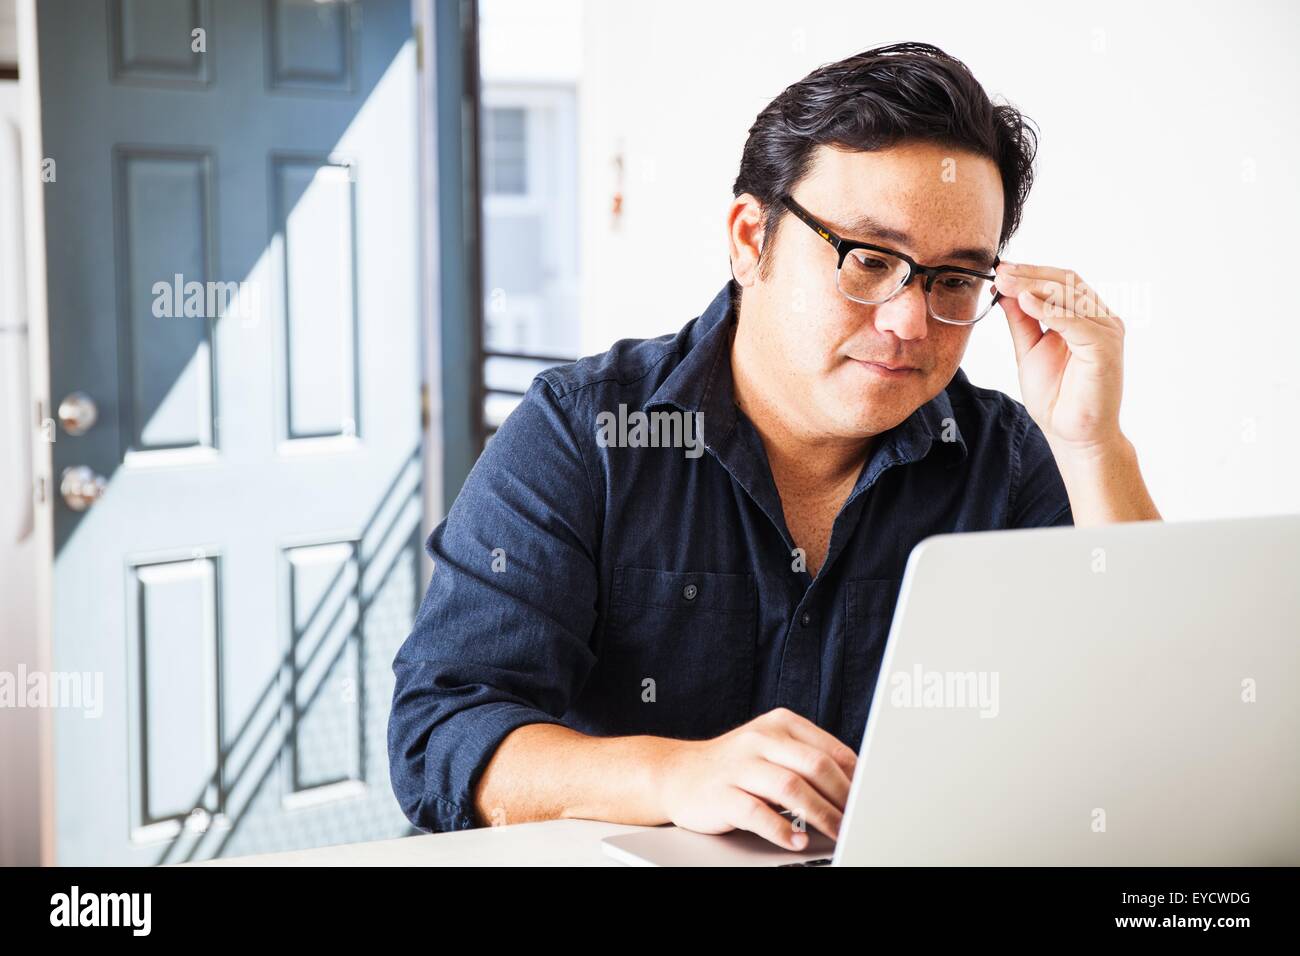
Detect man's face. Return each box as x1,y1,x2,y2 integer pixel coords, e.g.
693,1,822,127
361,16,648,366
733,141,1004,440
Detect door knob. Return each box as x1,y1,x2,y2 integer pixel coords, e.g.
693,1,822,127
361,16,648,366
57,391,98,436
60,466,107,511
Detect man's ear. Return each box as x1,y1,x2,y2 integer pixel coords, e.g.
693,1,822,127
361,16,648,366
727,194,767,288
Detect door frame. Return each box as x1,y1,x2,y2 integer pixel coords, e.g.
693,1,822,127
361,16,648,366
425,0,483,515
16,0,56,866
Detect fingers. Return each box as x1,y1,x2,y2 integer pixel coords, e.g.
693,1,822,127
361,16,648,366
758,736,855,810
995,264,1120,328
762,707,857,779
734,758,844,843
724,789,812,851
1012,288,1112,361
714,708,856,848
1000,289,1046,364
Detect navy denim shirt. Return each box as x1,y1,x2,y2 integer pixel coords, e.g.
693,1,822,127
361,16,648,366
389,280,1073,833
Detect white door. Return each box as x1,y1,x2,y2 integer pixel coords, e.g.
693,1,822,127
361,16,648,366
36,0,425,865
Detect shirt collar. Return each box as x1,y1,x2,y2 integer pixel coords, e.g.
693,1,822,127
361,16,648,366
642,280,738,419
644,280,969,470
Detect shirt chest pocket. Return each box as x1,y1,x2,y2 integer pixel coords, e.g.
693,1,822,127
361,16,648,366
596,566,756,740
841,578,903,753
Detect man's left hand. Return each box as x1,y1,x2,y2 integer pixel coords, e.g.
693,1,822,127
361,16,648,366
995,261,1161,524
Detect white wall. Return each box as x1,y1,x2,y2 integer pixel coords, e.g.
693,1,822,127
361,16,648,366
576,0,1300,522
0,75,40,866
480,0,580,83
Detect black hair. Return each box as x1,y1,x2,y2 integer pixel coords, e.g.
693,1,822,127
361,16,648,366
732,41,1038,285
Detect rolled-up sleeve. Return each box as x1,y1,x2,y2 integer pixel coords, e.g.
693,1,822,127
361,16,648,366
387,376,602,832
1008,410,1074,528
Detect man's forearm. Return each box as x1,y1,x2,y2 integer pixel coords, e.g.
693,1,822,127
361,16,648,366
473,724,678,828
1050,433,1162,526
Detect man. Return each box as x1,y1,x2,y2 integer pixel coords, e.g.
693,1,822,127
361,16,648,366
388,41,1160,852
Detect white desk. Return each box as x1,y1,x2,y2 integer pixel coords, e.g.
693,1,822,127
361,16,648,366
193,819,653,866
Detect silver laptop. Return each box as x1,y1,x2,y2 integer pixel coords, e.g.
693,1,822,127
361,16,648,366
602,514,1300,866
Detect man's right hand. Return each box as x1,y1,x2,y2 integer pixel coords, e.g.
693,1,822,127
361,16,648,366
653,707,858,851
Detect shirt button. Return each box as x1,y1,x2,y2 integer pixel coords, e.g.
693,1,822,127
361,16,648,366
800,612,812,627
683,583,698,601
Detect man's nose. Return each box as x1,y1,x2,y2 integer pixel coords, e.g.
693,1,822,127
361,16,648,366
872,278,929,340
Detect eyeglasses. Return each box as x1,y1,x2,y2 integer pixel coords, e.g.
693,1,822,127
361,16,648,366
779,194,1003,326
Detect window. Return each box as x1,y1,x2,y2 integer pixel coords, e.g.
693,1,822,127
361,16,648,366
478,87,579,439
483,106,527,195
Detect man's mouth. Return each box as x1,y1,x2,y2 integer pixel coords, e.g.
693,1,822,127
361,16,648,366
848,357,920,377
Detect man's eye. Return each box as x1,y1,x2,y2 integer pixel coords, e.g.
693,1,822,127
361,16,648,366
851,255,891,272
940,276,974,290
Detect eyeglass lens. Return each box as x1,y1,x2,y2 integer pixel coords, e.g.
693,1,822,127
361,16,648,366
839,249,997,323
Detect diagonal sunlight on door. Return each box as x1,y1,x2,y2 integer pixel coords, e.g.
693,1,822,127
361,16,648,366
47,2,426,865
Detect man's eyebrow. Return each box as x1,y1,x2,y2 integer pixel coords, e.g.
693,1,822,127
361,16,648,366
840,212,998,270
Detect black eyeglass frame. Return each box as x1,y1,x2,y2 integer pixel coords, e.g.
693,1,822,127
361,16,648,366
779,193,1004,326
